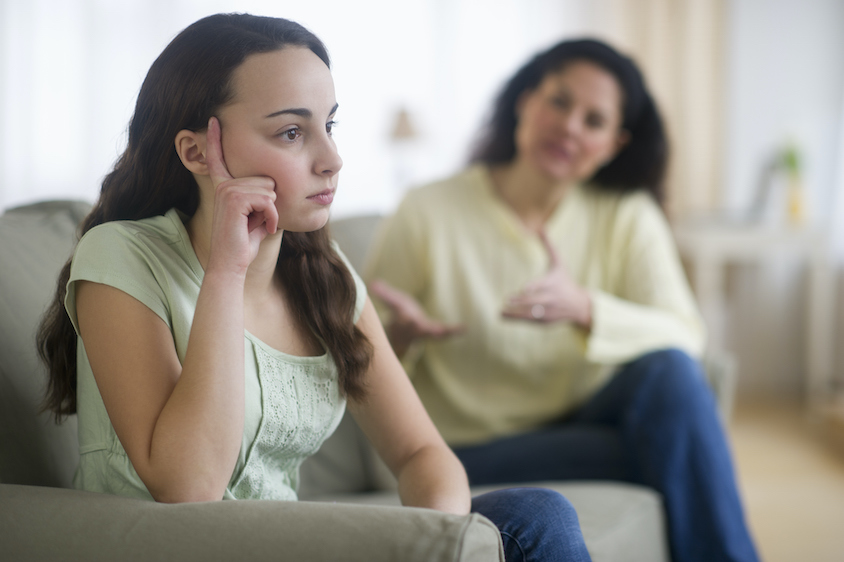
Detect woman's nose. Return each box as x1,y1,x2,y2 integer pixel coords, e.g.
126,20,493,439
557,110,582,136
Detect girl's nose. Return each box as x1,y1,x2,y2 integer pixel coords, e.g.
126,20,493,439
316,136,343,177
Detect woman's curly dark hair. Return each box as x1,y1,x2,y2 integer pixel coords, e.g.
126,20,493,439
471,38,668,204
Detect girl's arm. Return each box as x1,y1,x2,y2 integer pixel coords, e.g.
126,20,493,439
347,298,471,515
76,117,278,503
76,269,248,503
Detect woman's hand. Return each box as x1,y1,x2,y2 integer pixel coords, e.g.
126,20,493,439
205,116,279,276
369,280,464,359
502,231,593,328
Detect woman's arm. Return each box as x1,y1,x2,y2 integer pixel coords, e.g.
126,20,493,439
347,298,471,515
582,196,706,363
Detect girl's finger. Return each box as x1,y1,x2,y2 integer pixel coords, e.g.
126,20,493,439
205,117,235,186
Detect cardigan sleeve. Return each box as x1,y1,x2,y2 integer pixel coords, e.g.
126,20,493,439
583,194,706,364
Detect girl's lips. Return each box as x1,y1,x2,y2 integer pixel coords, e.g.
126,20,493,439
307,188,335,205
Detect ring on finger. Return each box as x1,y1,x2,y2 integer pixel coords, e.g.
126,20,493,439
531,304,545,320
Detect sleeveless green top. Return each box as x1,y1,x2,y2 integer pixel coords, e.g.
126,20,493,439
64,209,366,501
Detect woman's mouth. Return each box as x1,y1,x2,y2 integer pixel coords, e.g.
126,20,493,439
544,142,575,161
307,188,335,205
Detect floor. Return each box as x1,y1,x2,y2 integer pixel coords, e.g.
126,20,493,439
729,399,844,562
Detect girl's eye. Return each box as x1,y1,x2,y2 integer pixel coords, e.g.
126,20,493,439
280,127,301,141
326,120,337,136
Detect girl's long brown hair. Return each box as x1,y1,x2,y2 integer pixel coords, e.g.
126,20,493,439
38,13,372,422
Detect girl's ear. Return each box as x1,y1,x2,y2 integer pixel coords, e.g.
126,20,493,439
175,129,208,175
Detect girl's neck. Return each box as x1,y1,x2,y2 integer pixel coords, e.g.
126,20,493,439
490,159,574,235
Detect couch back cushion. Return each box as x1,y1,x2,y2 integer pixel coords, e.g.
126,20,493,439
298,213,400,496
0,200,91,487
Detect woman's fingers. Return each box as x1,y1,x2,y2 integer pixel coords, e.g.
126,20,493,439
539,230,561,269
501,298,557,323
369,280,409,312
370,280,463,339
423,320,465,338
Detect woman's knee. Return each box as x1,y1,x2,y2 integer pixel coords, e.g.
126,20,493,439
624,348,720,422
632,349,707,393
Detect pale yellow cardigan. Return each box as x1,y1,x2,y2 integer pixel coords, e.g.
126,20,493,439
365,165,705,446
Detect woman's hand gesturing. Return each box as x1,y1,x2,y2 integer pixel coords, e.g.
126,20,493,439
205,116,279,276
369,280,464,359
501,231,593,328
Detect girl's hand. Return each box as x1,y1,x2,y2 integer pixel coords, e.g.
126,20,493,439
369,280,464,359
501,231,592,328
205,116,279,276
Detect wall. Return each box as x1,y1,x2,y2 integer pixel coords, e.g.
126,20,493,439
722,0,844,398
0,0,580,217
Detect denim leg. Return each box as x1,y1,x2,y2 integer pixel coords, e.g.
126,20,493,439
456,424,626,484
455,349,760,562
570,349,760,562
472,488,592,562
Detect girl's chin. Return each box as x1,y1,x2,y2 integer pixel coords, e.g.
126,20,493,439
279,210,331,233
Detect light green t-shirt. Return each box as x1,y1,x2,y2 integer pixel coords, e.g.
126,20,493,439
65,208,366,501
366,165,706,446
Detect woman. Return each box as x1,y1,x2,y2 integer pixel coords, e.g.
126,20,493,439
37,14,590,561
368,39,759,562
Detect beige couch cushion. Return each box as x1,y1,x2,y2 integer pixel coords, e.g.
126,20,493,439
0,200,90,487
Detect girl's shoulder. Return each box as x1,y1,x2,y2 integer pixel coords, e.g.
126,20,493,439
79,210,185,248
72,209,199,280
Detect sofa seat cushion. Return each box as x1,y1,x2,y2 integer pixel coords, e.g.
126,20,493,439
307,481,669,562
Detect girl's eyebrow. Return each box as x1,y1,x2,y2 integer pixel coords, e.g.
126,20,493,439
265,103,339,120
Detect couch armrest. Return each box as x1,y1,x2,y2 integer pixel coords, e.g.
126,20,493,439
0,484,502,562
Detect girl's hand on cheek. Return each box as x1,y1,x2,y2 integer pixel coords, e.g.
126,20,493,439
205,116,279,275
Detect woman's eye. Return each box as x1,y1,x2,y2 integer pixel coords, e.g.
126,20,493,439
586,113,605,129
551,95,570,109
326,120,337,136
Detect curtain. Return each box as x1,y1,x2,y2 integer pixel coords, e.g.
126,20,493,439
579,0,727,220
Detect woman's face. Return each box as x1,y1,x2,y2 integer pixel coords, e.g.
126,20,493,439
513,60,628,185
214,47,342,232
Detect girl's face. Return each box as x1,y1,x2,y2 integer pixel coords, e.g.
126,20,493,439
513,60,628,185
215,47,342,232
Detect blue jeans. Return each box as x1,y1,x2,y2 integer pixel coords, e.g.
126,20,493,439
455,349,760,562
472,487,591,562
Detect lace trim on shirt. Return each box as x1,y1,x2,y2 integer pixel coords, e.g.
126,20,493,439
230,342,344,500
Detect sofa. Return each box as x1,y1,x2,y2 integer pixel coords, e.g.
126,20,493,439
0,199,715,561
